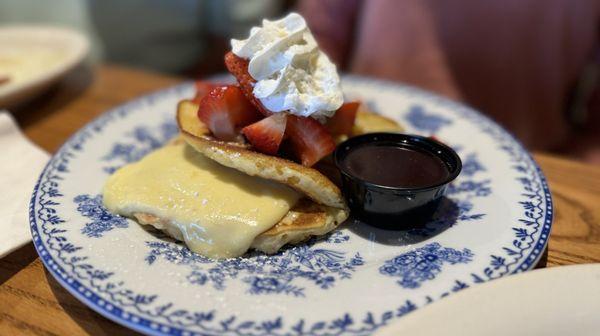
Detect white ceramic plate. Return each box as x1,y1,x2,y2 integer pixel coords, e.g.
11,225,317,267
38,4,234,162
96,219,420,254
375,264,600,336
0,26,89,107
30,77,553,336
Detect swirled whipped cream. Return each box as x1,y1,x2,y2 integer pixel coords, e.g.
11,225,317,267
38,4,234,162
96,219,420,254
231,12,343,120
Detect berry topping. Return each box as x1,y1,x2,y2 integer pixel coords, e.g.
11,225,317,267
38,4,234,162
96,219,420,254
286,115,336,167
224,52,273,116
197,85,262,141
326,101,360,135
242,113,288,155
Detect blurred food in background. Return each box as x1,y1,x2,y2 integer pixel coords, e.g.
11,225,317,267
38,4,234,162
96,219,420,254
0,0,598,164
0,26,89,107
0,0,290,75
0,37,67,85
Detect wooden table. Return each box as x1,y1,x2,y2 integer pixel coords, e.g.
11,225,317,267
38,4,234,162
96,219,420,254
1,64,599,335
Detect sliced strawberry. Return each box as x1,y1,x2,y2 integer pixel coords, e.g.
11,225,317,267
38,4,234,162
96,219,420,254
224,87,263,127
198,87,236,140
242,114,287,155
198,85,262,141
192,81,221,104
326,101,360,135
286,115,336,166
225,51,335,164
224,52,273,116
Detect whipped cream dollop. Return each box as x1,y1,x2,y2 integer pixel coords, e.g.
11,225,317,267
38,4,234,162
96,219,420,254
231,12,343,120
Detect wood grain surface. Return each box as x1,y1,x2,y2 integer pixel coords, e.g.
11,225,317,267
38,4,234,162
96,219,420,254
1,64,599,335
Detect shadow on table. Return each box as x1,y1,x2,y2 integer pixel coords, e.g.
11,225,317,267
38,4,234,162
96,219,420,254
44,268,142,335
535,247,549,269
0,243,38,285
11,63,94,129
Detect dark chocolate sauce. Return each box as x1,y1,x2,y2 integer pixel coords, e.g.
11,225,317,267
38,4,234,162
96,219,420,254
341,144,450,188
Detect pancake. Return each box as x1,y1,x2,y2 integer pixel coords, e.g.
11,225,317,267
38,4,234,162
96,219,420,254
103,100,402,259
102,102,349,259
353,105,404,135
177,100,346,209
133,198,347,255
177,99,405,190
103,138,348,258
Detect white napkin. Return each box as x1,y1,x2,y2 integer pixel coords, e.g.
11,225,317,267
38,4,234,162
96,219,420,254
0,111,49,258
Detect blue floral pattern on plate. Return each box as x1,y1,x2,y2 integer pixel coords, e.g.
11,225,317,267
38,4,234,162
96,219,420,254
75,194,128,238
29,78,553,335
102,118,177,173
380,243,474,289
144,231,363,297
405,105,452,133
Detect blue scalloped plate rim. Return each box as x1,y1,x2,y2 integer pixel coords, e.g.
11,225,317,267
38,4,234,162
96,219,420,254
29,76,553,336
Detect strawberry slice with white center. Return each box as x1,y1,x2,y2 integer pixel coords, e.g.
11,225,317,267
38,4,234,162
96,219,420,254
224,52,273,117
326,101,360,135
197,85,262,141
286,115,336,166
242,113,287,155
192,81,222,104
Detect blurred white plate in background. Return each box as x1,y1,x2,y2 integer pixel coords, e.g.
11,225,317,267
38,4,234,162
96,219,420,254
0,25,89,107
375,264,600,336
